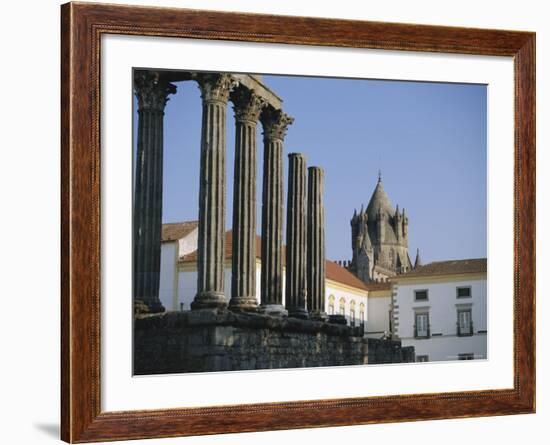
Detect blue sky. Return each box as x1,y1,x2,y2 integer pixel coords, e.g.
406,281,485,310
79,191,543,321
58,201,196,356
133,74,487,264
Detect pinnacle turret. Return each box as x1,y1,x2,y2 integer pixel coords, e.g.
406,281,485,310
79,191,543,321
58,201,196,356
414,248,422,269
395,204,401,220
350,174,416,283
351,208,358,224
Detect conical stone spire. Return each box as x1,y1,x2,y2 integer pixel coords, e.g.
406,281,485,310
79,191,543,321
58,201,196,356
352,175,416,282
414,248,422,269
366,177,394,222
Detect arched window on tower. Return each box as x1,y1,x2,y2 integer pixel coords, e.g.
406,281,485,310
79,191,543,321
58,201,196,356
328,295,335,315
350,300,356,327
339,298,346,316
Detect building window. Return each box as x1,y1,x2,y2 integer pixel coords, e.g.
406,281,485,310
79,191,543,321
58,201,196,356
416,355,429,362
328,295,335,315
414,312,430,338
350,300,356,327
458,353,474,360
414,289,429,301
457,309,473,336
457,286,472,298
339,298,346,316
359,303,365,327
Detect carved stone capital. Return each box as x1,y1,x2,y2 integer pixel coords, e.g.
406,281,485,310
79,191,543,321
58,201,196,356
261,107,294,141
195,73,238,104
134,71,177,112
231,87,266,124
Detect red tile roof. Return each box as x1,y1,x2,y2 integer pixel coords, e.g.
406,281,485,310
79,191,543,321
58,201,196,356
362,281,392,291
325,260,368,291
161,221,198,242
179,230,261,262
398,258,487,278
177,229,367,291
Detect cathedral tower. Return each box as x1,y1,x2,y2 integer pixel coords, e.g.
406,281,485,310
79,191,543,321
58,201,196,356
350,175,413,283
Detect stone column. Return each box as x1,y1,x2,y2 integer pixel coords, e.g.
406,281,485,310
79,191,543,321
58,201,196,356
229,87,265,311
259,107,294,315
285,153,308,319
307,167,327,320
133,71,176,313
191,73,236,310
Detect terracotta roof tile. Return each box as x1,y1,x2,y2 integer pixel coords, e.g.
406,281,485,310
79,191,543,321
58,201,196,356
362,281,392,291
162,221,198,242
397,258,487,278
177,228,367,291
179,230,261,262
325,261,368,291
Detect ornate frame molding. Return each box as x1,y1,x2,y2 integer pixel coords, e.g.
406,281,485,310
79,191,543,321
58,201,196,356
61,2,535,442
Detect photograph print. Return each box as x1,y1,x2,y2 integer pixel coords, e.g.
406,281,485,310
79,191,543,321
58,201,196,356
132,69,487,375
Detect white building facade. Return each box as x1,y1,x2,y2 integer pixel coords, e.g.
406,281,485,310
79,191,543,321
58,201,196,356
363,283,393,338
159,222,369,326
391,259,487,362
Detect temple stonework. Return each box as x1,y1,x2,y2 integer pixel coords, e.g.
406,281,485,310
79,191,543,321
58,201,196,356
132,70,416,372
348,174,420,283
132,69,325,318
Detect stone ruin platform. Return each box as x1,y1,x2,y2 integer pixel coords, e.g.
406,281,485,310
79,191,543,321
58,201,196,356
134,309,415,374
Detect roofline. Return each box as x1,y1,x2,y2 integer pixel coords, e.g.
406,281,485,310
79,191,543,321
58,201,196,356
391,271,487,285
326,278,368,294
177,257,368,291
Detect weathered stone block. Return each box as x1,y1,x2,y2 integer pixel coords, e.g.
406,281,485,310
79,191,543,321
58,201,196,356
134,309,414,374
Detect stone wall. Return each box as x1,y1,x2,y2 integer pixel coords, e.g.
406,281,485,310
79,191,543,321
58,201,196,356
134,309,415,375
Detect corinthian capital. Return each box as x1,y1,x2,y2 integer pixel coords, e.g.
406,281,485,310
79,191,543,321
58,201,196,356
134,71,177,112
260,107,294,141
231,87,266,124
194,73,238,104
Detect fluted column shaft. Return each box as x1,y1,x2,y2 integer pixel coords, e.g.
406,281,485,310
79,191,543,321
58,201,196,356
307,167,327,320
133,71,176,313
192,73,236,310
285,153,308,318
259,108,293,315
229,88,265,311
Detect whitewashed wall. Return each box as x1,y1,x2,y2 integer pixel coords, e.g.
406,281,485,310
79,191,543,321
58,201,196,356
365,294,392,337
394,277,487,362
325,283,368,326
176,261,263,311
404,335,487,362
177,269,197,311
178,227,198,257
162,241,368,321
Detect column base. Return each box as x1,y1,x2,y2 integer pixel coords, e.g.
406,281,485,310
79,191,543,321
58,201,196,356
259,304,288,317
191,291,228,310
328,314,347,325
134,299,165,314
287,307,309,319
309,311,328,322
228,296,259,312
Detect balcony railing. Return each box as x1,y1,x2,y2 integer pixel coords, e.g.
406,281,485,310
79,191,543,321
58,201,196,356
414,324,431,339
457,321,474,337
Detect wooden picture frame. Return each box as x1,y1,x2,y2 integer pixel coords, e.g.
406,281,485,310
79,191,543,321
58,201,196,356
61,1,535,442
